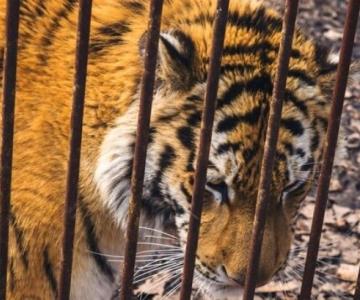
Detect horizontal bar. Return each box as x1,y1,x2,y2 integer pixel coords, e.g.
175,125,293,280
242,1,299,299
119,1,164,299
0,0,21,299
179,1,230,299
299,0,360,298
57,1,93,299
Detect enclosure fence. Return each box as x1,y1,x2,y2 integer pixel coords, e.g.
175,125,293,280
1,0,360,299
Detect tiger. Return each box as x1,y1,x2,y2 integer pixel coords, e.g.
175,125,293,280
0,0,359,299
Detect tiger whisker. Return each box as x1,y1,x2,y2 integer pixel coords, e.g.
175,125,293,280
148,269,182,295
134,255,183,272
162,274,182,298
133,262,183,285
143,235,179,241
134,254,183,275
139,226,178,240
137,242,182,249
136,248,183,254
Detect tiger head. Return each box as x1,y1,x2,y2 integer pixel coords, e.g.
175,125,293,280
95,2,359,298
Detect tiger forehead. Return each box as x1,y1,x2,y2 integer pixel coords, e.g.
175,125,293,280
165,2,319,76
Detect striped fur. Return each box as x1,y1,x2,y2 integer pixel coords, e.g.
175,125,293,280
0,0,358,299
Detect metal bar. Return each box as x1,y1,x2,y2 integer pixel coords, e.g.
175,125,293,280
179,1,229,299
242,1,299,299
57,1,93,299
355,266,360,300
0,1,21,299
119,1,164,299
299,0,360,298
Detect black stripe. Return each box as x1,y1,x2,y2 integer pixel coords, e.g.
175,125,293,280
177,126,195,149
78,199,115,282
217,74,273,109
186,12,212,25
296,148,306,157
143,179,183,226
283,142,294,156
186,150,195,172
150,145,176,198
180,183,192,203
300,157,314,171
123,1,145,12
284,180,307,196
222,42,301,61
148,126,157,145
287,69,316,86
98,21,131,37
315,116,328,129
284,90,308,116
9,212,29,269
89,22,131,55
226,8,282,34
276,151,287,161
186,7,282,35
222,42,274,60
281,118,304,136
216,106,263,132
243,144,259,162
186,95,202,102
35,0,46,17
186,111,201,126
157,111,180,123
217,142,241,154
311,130,320,152
38,0,77,63
220,64,255,74
206,181,229,204
43,246,58,295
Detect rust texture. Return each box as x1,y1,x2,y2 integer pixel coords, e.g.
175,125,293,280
119,1,164,299
58,1,93,299
179,1,230,299
0,1,21,299
242,1,299,299
299,0,360,298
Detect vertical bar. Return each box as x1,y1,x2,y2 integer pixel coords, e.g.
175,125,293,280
242,1,299,299
179,1,229,299
119,1,164,299
299,1,360,298
355,266,360,300
0,1,21,299
57,1,92,299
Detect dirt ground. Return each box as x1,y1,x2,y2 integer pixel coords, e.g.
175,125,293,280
257,0,360,299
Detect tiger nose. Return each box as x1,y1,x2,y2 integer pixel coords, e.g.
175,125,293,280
221,265,246,286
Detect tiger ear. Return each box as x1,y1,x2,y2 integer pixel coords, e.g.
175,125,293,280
139,30,198,90
317,49,360,96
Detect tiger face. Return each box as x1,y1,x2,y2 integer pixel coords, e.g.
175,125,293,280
95,1,357,298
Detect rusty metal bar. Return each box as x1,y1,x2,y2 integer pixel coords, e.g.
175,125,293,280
0,1,21,299
242,1,299,299
119,1,164,299
355,267,360,300
299,0,360,298
179,1,229,299
57,1,93,299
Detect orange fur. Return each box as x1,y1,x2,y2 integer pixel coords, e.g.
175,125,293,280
0,1,355,299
